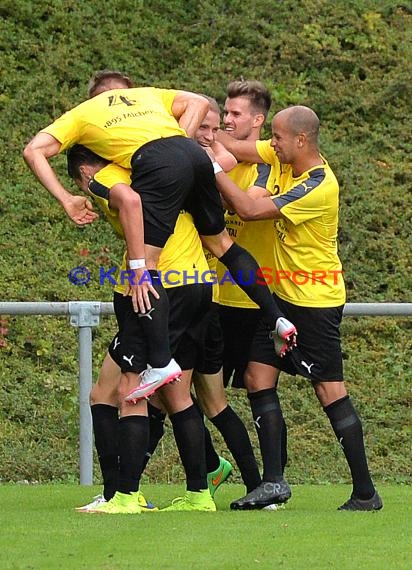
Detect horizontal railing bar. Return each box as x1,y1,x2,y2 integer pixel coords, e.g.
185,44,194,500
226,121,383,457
1,301,411,317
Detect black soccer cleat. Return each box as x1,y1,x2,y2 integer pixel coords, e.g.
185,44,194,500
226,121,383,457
230,480,291,510
338,491,383,512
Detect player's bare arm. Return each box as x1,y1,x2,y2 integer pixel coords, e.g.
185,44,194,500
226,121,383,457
23,132,98,225
216,130,263,164
215,170,282,221
109,183,159,313
171,91,210,138
210,140,238,172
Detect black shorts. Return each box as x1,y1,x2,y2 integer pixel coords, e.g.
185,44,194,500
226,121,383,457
219,305,263,389
109,293,147,373
194,302,224,376
130,136,226,247
109,285,213,373
167,284,213,370
248,293,345,382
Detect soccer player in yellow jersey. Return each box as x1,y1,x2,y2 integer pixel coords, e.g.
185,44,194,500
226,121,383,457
23,70,297,402
214,81,289,502
215,105,382,512
67,143,217,513
191,97,262,496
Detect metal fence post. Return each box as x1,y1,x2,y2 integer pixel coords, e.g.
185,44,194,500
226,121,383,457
69,301,101,485
0,300,411,485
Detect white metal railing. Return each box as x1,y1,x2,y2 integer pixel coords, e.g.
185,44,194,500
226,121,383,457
0,301,411,485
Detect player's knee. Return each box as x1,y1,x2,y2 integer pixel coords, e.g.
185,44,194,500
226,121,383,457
313,380,347,407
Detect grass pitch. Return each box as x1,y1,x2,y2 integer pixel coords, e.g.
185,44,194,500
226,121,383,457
0,483,410,569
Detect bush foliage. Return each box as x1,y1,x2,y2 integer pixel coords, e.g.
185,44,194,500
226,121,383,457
0,0,410,483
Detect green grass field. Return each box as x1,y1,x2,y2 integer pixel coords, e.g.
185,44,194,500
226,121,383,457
0,483,410,569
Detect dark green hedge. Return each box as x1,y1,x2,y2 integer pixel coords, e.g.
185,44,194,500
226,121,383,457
0,0,410,483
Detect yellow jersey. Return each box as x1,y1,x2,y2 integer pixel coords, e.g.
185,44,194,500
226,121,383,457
88,163,211,294
217,161,277,308
43,88,187,168
256,139,346,307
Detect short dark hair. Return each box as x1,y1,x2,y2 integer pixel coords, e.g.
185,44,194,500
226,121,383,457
87,69,133,98
67,144,110,180
226,80,271,118
198,94,220,114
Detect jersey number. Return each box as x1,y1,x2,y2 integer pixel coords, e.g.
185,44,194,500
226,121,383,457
107,95,135,107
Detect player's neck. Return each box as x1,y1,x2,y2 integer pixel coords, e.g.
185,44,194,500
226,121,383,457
292,152,324,178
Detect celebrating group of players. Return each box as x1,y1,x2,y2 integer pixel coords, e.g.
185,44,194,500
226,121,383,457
22,71,382,513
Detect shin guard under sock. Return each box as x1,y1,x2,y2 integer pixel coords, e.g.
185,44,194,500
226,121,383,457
142,403,167,471
248,388,285,482
192,396,220,473
211,405,261,492
170,405,207,491
324,395,375,499
118,415,149,494
91,404,119,500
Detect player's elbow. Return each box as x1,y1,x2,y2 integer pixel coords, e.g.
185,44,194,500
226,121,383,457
198,95,210,113
237,210,256,222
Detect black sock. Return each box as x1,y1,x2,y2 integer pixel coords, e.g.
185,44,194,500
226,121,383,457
204,424,220,473
141,403,166,472
324,395,375,499
219,243,282,328
211,405,261,492
91,404,119,501
118,415,149,494
192,397,220,473
170,405,207,491
281,417,288,473
137,270,171,367
248,388,285,482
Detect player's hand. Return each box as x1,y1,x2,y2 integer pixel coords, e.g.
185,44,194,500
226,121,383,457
64,195,99,226
129,268,160,313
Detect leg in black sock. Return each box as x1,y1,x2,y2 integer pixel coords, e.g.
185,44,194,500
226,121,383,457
137,270,171,367
204,424,220,473
191,397,220,473
118,415,150,494
91,404,119,501
281,418,288,473
211,405,261,492
141,402,166,472
170,405,207,491
248,388,285,483
219,243,282,329
324,395,375,499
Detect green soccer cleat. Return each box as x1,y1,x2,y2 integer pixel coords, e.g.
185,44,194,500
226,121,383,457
161,490,216,512
90,491,142,514
138,492,159,512
207,456,233,498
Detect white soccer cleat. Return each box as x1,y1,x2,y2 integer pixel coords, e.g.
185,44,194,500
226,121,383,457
125,358,182,403
75,494,106,512
270,317,297,357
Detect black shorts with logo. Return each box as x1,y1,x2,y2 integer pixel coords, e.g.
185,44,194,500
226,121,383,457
248,293,345,382
130,136,226,247
109,285,213,373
